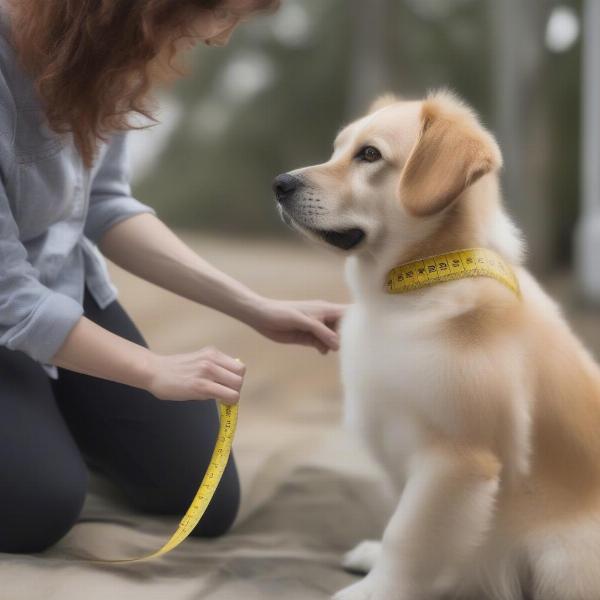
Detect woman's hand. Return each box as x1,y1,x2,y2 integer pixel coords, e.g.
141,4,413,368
247,298,347,354
145,346,245,405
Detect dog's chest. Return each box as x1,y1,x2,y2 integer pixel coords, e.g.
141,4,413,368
339,304,448,474
340,303,444,397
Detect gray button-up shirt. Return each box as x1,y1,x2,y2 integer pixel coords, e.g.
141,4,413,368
0,8,157,379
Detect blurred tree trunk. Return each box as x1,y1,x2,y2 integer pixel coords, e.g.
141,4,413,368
346,0,392,118
575,0,600,304
489,0,554,274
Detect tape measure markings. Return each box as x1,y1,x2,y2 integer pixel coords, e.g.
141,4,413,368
386,248,521,298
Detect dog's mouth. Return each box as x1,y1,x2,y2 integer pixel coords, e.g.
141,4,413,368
311,227,366,250
279,207,366,251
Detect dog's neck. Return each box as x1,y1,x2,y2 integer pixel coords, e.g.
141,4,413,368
345,175,525,305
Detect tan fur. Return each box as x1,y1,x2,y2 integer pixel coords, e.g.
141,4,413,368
399,92,503,217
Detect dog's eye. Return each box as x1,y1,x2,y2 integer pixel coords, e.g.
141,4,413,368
355,146,382,163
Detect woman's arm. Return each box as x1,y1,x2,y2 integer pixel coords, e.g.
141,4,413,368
50,315,245,404
98,212,345,353
99,211,264,324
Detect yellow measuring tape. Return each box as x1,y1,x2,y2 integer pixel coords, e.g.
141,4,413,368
86,401,238,564
385,247,521,298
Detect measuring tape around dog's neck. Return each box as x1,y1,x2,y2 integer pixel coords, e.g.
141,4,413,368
385,248,521,298
86,401,238,564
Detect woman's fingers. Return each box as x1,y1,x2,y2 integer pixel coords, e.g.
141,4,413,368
199,380,241,405
314,339,330,354
324,314,342,332
299,314,339,350
196,346,246,375
145,344,248,403
293,330,329,354
208,362,244,391
193,350,245,402
305,302,346,328
326,302,348,314
315,301,347,316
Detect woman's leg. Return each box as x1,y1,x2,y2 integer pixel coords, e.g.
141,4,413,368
0,347,89,553
50,286,240,538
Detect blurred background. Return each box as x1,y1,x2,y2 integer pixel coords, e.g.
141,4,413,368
127,0,597,278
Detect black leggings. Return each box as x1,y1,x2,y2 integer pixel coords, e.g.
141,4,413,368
0,286,240,554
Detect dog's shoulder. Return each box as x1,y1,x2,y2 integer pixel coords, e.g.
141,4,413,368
440,276,526,350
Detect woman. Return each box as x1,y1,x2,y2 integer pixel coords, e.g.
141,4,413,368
0,0,345,554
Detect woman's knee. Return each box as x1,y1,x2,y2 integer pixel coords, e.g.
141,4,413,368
189,458,241,538
0,460,89,554
126,455,241,538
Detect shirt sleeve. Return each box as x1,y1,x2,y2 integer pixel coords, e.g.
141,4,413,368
84,130,157,245
0,179,84,363
0,61,84,364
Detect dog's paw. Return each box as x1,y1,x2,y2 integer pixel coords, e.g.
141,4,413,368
332,573,408,600
333,577,374,600
342,540,382,574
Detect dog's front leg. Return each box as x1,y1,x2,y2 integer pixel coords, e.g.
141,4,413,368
334,444,501,600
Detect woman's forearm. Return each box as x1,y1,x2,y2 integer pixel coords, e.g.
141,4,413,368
50,315,154,388
50,314,245,403
96,211,345,356
98,212,263,324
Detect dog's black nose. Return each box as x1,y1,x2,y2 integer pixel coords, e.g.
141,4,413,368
273,173,302,204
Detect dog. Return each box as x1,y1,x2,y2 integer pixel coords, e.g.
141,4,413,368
272,89,600,600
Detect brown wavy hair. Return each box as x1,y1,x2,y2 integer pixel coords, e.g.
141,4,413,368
5,0,279,168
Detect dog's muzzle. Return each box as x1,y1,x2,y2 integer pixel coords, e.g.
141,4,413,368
273,172,366,251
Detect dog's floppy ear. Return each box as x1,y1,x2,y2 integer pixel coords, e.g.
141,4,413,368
398,93,502,217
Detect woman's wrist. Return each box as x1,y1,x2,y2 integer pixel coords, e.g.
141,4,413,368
51,315,158,391
221,287,268,329
130,346,158,391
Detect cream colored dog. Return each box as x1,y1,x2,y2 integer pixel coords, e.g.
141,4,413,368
273,90,600,600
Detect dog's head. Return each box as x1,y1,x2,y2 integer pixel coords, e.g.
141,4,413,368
273,90,503,255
